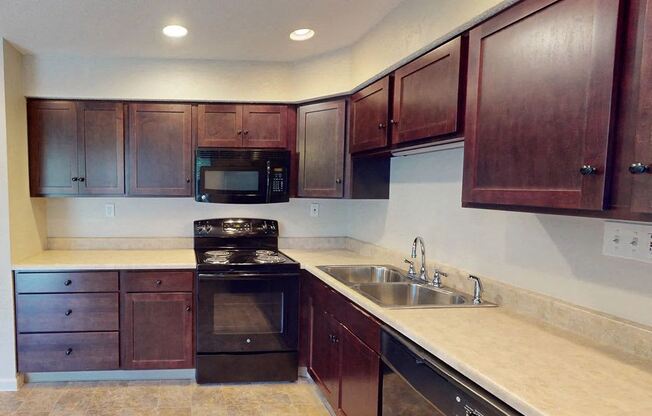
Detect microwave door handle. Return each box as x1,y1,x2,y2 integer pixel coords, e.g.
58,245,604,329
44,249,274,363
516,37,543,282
265,161,272,203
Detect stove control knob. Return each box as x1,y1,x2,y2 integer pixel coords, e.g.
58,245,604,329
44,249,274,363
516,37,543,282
205,225,212,233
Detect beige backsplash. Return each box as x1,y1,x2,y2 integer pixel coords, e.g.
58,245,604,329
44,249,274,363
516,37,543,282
47,235,652,362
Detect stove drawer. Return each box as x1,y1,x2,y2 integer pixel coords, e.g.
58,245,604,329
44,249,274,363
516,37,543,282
121,271,193,292
18,332,119,372
15,271,118,293
16,293,119,333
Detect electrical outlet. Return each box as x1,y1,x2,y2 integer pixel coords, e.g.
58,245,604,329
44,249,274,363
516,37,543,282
105,203,115,218
603,221,652,263
310,203,319,217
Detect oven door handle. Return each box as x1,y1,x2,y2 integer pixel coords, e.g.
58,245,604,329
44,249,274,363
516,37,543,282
198,273,298,280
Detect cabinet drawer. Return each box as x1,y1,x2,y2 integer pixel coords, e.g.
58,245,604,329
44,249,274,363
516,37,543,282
15,271,118,293
18,332,119,372
121,271,193,292
16,293,119,332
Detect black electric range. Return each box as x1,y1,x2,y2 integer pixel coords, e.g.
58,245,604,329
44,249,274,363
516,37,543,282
193,218,300,384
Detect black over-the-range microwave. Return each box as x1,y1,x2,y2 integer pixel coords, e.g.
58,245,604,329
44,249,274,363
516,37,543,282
195,149,290,204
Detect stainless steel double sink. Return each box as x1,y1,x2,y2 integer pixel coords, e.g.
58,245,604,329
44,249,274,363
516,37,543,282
317,265,494,309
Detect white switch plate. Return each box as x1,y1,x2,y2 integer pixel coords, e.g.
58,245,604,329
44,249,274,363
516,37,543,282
105,203,115,218
310,203,319,217
603,221,652,263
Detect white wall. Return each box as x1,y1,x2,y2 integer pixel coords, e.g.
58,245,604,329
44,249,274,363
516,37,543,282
348,148,652,327
47,198,350,238
349,0,504,85
0,40,18,390
23,55,294,102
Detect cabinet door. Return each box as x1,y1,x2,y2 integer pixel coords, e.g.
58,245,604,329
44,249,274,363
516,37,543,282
197,104,243,148
350,77,390,154
27,100,79,195
310,309,340,410
121,292,193,369
392,37,464,145
297,100,346,198
77,102,125,195
128,103,192,196
339,325,380,416
462,0,622,210
631,0,652,214
242,104,288,148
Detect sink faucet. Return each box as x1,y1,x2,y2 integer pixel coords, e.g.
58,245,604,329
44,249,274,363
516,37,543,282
468,275,483,304
432,269,447,288
411,237,428,283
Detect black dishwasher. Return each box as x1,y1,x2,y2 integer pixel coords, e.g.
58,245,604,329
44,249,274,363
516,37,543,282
381,328,520,416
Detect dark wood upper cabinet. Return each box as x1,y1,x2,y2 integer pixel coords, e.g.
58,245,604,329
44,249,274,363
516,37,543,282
631,0,652,214
297,100,346,198
28,100,79,195
77,102,125,195
121,292,193,369
28,100,125,196
462,0,623,211
197,104,288,149
242,104,288,148
392,37,466,145
350,77,391,154
197,104,243,147
128,103,192,196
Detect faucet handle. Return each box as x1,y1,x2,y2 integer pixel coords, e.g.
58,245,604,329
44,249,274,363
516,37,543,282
468,275,483,304
432,269,447,288
404,259,416,279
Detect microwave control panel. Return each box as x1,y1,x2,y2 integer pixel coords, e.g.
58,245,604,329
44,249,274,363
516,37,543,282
271,168,286,193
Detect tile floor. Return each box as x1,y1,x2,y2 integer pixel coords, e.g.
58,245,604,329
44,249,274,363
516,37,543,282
0,377,331,416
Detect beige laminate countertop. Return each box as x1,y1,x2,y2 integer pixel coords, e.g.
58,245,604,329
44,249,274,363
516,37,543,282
12,249,197,271
282,249,652,416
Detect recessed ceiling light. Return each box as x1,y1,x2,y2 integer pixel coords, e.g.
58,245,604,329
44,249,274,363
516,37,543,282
290,28,315,41
163,25,188,38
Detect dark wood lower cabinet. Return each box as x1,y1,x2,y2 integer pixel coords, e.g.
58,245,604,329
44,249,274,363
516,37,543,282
121,292,194,369
14,269,196,373
310,310,341,409
302,272,381,416
340,325,380,416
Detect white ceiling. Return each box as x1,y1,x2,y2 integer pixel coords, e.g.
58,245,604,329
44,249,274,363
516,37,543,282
0,0,404,62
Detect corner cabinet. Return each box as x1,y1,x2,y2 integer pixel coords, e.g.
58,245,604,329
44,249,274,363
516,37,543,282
297,100,346,198
462,0,623,210
28,100,124,196
127,103,193,196
392,36,466,146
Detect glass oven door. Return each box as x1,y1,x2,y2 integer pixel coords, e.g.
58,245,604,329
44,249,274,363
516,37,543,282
196,273,299,353
198,161,269,203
